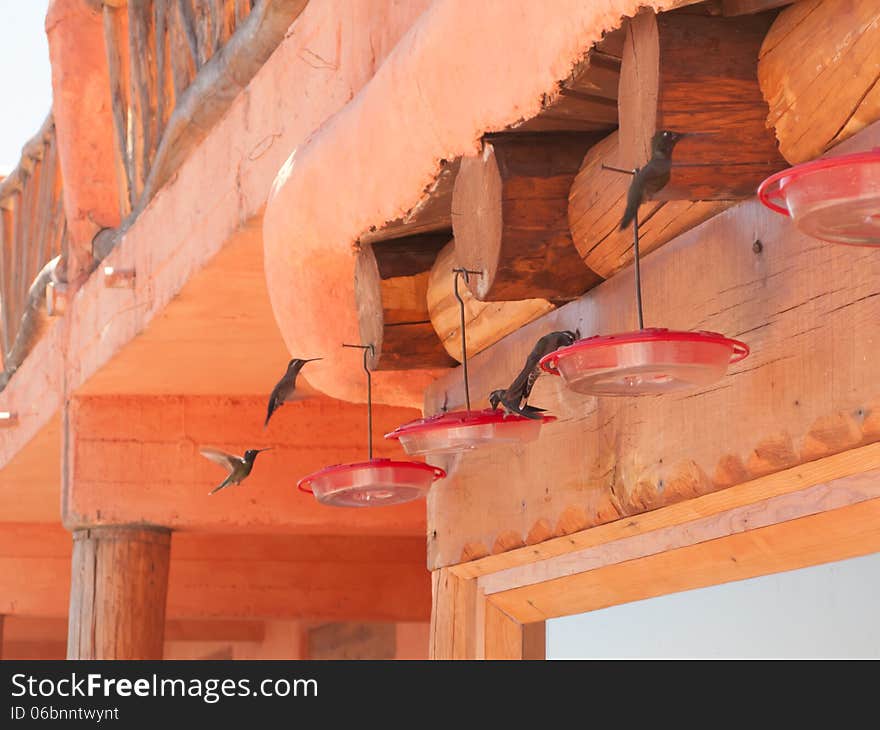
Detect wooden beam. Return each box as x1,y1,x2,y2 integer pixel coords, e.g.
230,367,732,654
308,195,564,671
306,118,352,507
758,0,880,164
355,232,456,370
0,527,431,622
452,133,604,301
427,241,554,364
67,526,171,659
102,3,134,216
618,8,786,199
452,443,880,583
568,131,731,279
722,0,795,15
423,121,880,570
429,567,482,659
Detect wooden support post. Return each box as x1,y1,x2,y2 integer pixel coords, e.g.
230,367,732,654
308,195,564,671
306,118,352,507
452,133,604,302
355,232,456,370
67,526,171,660
618,8,785,199
758,0,880,164
427,241,554,365
568,131,731,279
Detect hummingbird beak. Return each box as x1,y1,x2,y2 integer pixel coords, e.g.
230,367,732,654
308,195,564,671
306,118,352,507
256,448,273,453
303,358,323,362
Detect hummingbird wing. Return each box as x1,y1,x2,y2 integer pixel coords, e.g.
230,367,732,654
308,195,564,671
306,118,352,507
199,448,242,474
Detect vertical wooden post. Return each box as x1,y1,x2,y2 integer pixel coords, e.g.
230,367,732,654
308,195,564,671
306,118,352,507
67,526,171,660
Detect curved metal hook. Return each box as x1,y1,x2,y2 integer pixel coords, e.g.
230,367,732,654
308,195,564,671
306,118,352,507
452,268,481,412
343,343,375,459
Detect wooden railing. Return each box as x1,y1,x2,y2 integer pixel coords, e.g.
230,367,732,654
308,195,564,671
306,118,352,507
102,0,256,215
0,116,68,381
100,0,306,225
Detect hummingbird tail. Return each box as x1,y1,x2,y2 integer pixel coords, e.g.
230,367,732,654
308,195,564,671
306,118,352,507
619,200,637,230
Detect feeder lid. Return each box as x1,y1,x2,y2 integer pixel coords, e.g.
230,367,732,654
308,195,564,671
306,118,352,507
297,458,446,508
386,408,555,438
538,328,749,396
757,148,880,245
385,408,556,456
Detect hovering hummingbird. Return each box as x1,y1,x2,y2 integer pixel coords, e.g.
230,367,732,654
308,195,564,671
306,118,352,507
264,357,322,427
489,330,579,419
619,130,687,230
200,447,272,495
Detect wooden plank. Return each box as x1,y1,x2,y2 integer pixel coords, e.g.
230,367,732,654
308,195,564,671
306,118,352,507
307,622,396,660
429,567,481,659
618,9,786,199
453,441,880,581
169,0,196,100
758,0,880,163
423,121,880,570
452,133,604,301
480,466,880,595
176,0,201,69
128,0,158,200
489,496,880,622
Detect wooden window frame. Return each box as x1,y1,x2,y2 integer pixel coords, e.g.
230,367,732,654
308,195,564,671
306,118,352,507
430,442,880,659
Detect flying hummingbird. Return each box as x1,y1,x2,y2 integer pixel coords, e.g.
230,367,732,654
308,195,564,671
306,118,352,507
619,130,687,230
489,330,579,419
264,357,322,427
200,447,272,495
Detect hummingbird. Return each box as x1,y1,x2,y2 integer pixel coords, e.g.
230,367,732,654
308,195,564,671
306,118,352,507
619,130,687,230
264,357,322,427
489,330,579,419
200,447,272,495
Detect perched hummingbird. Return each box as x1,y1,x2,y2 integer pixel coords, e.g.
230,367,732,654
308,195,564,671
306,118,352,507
200,447,272,495
619,130,686,230
489,330,579,419
264,357,322,427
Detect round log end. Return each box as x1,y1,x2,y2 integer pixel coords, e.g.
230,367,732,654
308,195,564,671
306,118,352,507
450,143,502,301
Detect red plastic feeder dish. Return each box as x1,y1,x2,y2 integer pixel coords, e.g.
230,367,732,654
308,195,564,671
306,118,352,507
539,328,748,397
385,408,556,456
758,148,880,245
297,458,445,507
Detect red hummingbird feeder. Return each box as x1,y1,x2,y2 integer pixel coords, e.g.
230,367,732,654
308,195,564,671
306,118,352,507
538,164,750,396
385,268,555,456
297,344,446,507
757,148,880,246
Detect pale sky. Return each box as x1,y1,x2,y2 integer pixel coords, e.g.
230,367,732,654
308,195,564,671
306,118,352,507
0,1,52,174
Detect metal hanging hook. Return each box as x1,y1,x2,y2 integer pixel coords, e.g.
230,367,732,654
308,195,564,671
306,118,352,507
452,268,482,412
601,163,645,330
343,343,375,459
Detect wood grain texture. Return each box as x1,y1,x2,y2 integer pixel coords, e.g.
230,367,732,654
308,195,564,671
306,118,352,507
508,30,623,134
361,159,460,245
355,233,455,370
758,0,880,163
452,133,604,301
483,601,544,660
67,526,171,660
423,121,880,570
307,622,396,660
489,495,880,622
619,8,786,199
429,567,481,659
427,241,554,365
568,131,732,278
